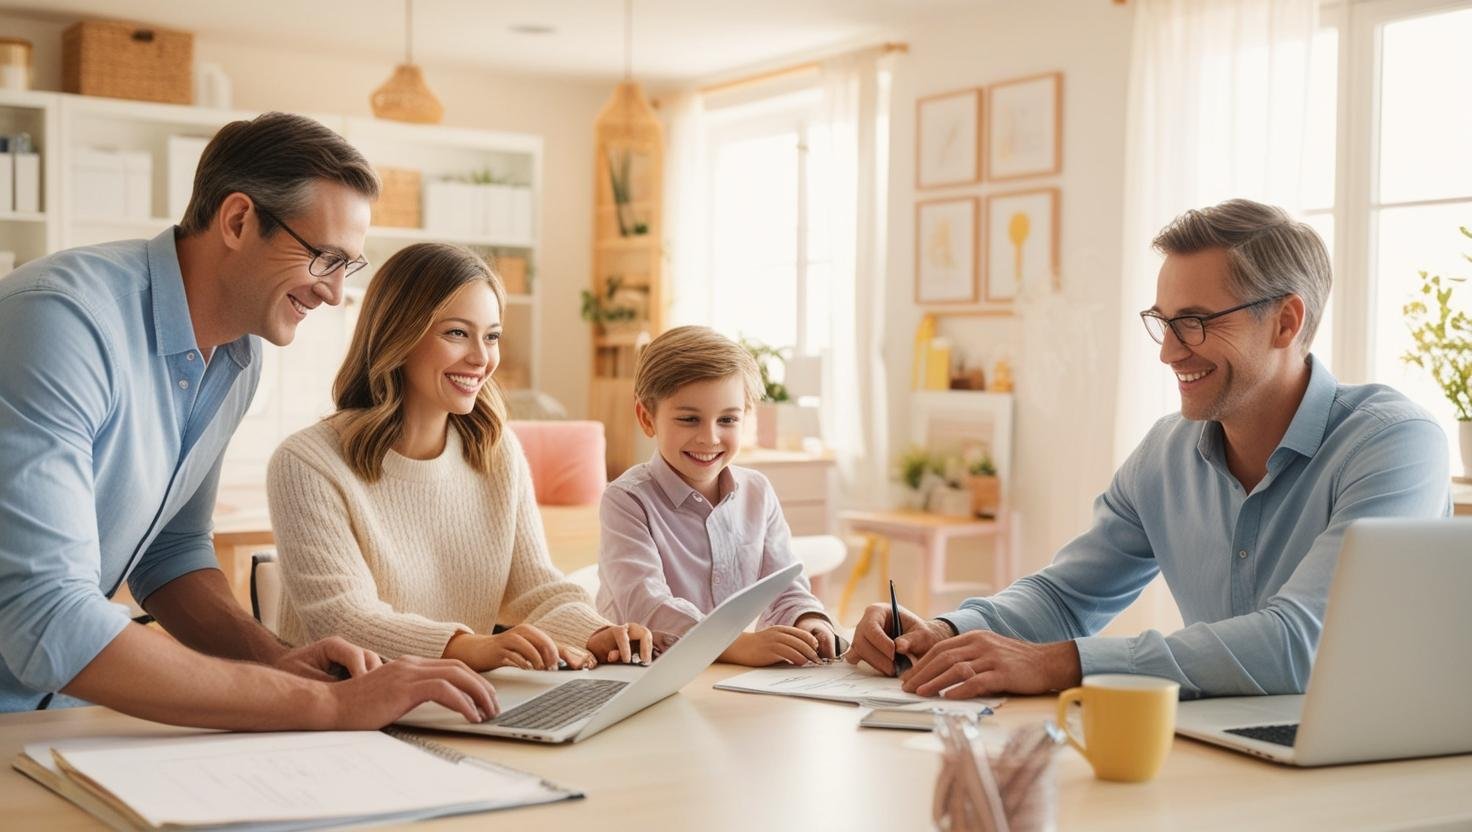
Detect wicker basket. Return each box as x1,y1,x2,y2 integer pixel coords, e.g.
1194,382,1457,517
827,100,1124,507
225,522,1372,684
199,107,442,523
371,166,421,228
63,21,192,104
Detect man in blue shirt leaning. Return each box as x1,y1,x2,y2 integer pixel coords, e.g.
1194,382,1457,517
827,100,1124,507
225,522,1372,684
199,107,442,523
0,113,497,728
847,198,1450,699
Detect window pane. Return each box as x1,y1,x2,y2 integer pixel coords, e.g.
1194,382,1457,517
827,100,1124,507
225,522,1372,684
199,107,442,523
710,131,799,348
1301,212,1334,373
1371,202,1472,474
1377,7,1472,204
1302,27,1338,211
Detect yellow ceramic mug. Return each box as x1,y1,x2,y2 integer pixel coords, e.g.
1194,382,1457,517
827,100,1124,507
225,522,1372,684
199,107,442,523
1055,674,1179,782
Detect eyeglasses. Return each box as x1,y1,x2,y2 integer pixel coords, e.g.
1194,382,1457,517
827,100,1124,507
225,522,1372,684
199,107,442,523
255,204,368,279
1139,294,1289,346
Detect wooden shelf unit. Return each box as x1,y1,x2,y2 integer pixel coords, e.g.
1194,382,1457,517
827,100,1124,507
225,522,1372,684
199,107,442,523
590,81,665,477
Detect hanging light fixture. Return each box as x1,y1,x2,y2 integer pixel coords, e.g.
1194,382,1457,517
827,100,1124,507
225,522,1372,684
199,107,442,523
371,0,444,124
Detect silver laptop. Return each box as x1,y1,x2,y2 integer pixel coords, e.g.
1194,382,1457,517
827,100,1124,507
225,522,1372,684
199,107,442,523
396,562,803,743
1175,518,1472,766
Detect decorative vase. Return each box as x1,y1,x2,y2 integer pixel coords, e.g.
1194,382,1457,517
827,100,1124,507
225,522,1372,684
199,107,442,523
967,474,1001,518
1460,420,1472,479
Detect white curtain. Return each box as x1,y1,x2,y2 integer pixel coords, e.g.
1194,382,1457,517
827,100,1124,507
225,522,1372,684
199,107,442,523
1114,0,1319,461
816,49,895,508
661,90,710,327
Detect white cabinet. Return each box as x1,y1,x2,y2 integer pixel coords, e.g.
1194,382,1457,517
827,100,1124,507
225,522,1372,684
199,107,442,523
737,449,837,536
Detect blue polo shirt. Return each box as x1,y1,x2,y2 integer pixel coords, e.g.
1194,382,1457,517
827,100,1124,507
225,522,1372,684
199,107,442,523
939,355,1450,698
0,228,261,711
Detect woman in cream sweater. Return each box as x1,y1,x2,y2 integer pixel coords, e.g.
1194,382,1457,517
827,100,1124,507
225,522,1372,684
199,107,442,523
268,243,653,671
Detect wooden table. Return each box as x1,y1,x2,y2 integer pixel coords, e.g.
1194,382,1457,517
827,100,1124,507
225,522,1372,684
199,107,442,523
4,664,1470,831
1453,478,1472,517
839,509,1014,618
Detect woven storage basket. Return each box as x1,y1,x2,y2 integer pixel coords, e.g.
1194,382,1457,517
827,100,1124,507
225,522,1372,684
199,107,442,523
63,21,192,104
371,167,422,228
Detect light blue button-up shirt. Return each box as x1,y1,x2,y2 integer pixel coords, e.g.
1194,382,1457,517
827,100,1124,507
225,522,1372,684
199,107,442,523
939,356,1450,698
0,228,261,711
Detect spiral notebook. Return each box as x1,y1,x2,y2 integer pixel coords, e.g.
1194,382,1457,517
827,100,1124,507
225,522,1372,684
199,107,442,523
13,727,580,831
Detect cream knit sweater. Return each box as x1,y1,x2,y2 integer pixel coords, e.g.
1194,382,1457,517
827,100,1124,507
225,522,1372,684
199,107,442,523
266,419,609,659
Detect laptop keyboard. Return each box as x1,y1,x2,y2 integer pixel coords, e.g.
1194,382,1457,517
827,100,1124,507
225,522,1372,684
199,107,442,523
489,679,629,732
1225,723,1299,747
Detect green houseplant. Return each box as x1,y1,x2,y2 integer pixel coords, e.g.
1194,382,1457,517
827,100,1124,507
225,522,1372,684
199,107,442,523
1402,226,1472,474
580,275,640,333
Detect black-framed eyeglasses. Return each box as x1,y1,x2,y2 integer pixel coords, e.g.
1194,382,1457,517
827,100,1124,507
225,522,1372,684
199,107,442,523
255,204,368,279
1139,294,1289,346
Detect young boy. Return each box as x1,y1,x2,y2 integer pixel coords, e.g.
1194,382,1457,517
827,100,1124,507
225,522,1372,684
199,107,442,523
596,326,839,666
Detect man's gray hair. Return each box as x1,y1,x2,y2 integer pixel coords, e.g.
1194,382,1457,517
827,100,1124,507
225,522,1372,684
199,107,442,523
1152,198,1332,352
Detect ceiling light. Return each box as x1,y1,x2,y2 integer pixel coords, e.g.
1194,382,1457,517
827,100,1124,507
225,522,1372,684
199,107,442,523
371,0,444,124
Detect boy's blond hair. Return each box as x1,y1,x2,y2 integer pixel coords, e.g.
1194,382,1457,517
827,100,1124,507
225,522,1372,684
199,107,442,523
635,326,764,412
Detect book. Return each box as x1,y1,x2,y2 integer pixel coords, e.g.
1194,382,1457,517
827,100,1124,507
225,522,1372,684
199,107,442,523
13,727,580,831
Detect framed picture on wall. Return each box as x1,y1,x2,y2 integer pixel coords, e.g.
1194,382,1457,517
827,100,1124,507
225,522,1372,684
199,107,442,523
916,88,982,189
916,197,979,304
984,188,1060,302
985,72,1062,181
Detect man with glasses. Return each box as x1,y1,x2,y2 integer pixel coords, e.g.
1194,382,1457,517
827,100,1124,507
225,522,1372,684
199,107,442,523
0,113,499,728
848,198,1450,699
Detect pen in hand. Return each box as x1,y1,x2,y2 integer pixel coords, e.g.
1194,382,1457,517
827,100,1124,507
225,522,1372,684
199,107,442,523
889,580,912,677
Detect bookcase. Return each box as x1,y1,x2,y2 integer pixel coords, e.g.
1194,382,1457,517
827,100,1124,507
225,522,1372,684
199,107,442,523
590,81,664,476
0,90,543,488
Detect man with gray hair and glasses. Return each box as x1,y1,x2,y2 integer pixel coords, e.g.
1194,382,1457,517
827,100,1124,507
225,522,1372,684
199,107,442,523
848,198,1450,699
0,112,498,729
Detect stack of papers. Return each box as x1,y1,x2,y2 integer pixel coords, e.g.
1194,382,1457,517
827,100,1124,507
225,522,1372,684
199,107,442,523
714,663,1003,730
13,728,579,831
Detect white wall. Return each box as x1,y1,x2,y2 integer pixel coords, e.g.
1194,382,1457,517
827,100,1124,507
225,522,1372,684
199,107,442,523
1,12,604,417
886,2,1175,632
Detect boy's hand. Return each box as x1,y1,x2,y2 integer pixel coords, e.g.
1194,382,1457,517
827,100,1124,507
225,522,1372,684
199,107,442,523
794,613,838,659
719,627,821,667
587,622,654,664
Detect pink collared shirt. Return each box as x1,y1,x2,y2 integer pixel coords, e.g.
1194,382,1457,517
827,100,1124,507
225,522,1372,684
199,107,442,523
596,452,828,636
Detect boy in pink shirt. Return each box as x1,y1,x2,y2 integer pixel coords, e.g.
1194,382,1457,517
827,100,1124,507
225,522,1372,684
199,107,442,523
597,326,839,665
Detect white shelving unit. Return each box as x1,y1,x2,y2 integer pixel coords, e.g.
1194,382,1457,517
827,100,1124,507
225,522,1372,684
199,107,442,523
0,91,543,489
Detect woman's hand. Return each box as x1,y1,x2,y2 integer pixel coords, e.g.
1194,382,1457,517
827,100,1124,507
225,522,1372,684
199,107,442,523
719,627,821,667
443,624,559,671
587,623,654,665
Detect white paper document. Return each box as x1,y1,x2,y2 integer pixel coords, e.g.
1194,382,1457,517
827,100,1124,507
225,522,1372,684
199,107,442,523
26,729,577,830
714,662,1005,709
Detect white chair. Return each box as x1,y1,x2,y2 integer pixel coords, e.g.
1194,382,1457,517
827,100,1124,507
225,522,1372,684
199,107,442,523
790,534,848,595
249,550,283,635
566,564,600,600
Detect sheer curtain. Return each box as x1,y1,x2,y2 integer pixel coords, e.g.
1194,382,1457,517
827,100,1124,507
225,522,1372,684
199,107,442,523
1114,0,1319,461
815,48,895,508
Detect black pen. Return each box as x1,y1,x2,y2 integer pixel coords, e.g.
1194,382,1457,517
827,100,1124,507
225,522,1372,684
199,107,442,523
889,579,912,676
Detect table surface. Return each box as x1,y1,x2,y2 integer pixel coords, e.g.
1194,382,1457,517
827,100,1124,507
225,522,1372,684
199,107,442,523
841,508,999,532
5,664,1470,832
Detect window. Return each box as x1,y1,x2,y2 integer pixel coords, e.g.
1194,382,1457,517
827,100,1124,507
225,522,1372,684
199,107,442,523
702,88,833,357
1323,0,1472,473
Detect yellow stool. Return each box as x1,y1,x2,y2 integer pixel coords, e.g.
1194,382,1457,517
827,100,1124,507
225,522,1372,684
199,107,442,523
837,532,891,623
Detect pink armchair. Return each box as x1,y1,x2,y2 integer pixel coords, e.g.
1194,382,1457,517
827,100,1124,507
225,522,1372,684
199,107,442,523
507,420,608,506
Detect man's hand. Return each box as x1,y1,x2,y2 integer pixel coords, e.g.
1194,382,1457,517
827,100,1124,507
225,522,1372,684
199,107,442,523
320,655,501,729
273,636,383,681
900,630,1082,698
845,602,953,676
720,627,822,667
794,612,838,659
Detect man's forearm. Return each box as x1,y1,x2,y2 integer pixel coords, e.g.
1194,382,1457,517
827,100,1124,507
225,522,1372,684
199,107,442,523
62,623,333,729
141,568,289,664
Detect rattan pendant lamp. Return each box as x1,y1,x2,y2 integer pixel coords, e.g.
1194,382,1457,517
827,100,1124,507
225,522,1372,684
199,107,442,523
371,0,444,124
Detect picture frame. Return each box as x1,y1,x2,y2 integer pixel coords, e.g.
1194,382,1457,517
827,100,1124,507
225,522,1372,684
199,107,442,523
985,72,1062,181
915,197,979,304
916,88,982,189
984,188,1060,302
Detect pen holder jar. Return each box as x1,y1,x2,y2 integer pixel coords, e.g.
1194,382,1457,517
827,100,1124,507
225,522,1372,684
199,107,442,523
933,714,1060,832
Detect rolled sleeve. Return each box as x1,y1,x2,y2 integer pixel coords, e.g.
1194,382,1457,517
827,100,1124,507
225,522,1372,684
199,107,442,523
128,452,227,603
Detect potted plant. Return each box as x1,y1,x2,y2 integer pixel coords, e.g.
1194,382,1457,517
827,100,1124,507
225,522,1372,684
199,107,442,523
1402,226,1472,476
926,454,973,517
580,275,642,334
606,148,649,237
965,453,1001,518
741,338,818,449
896,446,943,510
